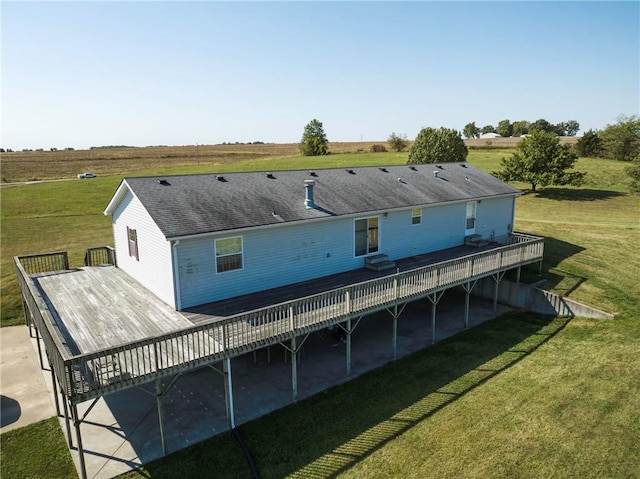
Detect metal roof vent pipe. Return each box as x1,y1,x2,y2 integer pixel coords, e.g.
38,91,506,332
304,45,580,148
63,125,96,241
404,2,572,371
304,180,316,209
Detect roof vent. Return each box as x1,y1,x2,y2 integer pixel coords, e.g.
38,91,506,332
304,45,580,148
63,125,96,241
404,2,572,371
309,171,318,177
409,166,417,171
433,170,439,177
436,164,444,169
215,175,226,182
157,179,170,186
346,169,356,175
304,180,316,209
398,177,406,184
266,173,276,179
460,163,468,168
379,167,388,173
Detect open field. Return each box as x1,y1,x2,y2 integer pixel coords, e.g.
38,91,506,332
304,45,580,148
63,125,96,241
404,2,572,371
1,146,639,478
0,137,579,183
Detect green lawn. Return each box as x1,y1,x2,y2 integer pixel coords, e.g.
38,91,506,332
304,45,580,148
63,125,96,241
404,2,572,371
1,149,638,478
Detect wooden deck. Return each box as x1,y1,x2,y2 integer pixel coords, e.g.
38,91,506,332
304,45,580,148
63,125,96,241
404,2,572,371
15,234,544,404
183,242,506,323
33,267,195,354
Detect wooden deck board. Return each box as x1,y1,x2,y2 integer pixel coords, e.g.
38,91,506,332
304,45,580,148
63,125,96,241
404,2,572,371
33,266,195,354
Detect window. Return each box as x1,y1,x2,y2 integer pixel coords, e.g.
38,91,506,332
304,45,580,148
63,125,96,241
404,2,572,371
355,217,379,256
411,208,422,225
127,227,139,261
215,237,243,273
466,201,477,231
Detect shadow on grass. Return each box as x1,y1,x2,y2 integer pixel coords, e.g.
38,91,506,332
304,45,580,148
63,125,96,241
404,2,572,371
132,313,570,479
533,188,625,201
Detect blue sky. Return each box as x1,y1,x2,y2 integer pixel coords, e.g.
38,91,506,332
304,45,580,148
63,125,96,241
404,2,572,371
2,1,638,150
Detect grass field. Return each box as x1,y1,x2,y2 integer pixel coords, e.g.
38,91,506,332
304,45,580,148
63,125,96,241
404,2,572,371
1,144,638,478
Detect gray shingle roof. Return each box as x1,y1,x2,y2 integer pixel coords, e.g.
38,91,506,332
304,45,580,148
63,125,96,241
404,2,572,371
120,163,520,239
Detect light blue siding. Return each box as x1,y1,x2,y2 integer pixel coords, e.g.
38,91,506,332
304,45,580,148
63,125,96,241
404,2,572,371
177,196,516,307
475,196,515,243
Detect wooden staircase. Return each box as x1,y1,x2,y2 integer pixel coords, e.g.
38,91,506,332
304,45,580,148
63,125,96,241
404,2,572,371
364,254,397,272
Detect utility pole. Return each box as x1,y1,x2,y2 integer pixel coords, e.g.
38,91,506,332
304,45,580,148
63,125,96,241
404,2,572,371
196,142,200,166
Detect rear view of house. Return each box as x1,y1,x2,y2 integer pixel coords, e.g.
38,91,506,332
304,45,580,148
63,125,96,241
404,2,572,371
104,163,521,310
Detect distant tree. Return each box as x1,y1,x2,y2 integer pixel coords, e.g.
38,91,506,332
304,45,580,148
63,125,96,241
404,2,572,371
562,120,580,136
496,119,513,138
625,153,640,193
528,119,556,135
387,132,408,152
300,119,329,156
481,125,495,134
575,129,603,157
512,121,529,137
494,131,585,192
407,127,468,164
600,115,640,161
463,122,480,139
370,144,387,153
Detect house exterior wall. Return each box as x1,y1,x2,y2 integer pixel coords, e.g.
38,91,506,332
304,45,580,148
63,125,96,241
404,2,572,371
474,196,515,243
176,196,516,308
111,191,176,308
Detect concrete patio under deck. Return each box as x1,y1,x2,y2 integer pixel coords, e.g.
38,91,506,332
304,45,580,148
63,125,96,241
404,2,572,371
43,291,511,479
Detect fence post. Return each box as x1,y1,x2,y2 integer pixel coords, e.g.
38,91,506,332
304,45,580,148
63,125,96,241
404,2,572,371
62,252,69,270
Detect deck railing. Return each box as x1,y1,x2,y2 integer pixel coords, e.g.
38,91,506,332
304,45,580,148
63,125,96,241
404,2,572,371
16,233,544,403
84,246,116,267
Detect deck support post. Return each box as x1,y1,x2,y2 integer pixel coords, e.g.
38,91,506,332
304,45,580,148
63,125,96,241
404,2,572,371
516,266,521,283
223,358,236,429
291,336,298,402
427,291,445,344
346,318,352,378
34,324,45,370
538,260,543,276
22,298,34,338
491,271,506,312
50,363,61,416
387,302,407,360
392,311,398,359
62,394,73,448
155,379,167,456
461,280,478,329
71,403,87,479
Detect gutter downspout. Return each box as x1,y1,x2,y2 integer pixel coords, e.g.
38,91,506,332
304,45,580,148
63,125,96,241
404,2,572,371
171,240,182,310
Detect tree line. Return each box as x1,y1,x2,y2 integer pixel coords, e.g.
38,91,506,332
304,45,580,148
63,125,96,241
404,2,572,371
299,114,640,193
463,119,580,138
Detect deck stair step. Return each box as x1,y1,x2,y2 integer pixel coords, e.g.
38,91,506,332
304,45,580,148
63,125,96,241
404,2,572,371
465,234,490,248
364,254,397,272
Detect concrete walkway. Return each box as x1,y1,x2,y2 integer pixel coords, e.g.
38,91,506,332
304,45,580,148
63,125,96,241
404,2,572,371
1,293,511,479
0,325,56,432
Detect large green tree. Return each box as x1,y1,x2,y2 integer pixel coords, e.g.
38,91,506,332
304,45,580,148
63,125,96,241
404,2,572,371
575,129,603,157
625,154,640,193
300,119,329,156
496,119,513,138
600,115,640,161
494,130,585,192
407,127,468,164
625,153,640,193
512,120,529,137
480,125,495,134
463,122,480,139
387,132,409,152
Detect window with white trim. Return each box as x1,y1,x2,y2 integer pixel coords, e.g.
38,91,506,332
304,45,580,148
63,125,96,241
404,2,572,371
355,217,379,257
466,201,477,230
127,227,139,261
411,208,422,225
215,237,243,273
